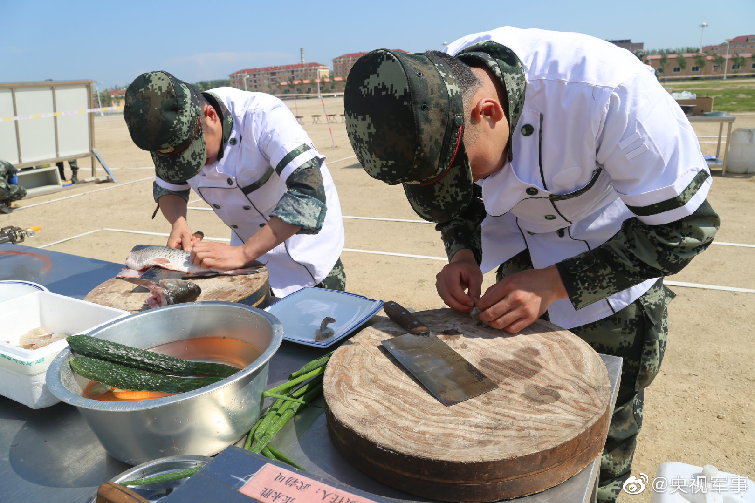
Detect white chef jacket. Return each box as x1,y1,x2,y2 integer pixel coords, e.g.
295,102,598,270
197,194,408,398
156,88,344,297
445,27,711,328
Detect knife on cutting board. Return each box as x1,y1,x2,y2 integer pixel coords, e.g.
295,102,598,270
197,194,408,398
381,301,496,406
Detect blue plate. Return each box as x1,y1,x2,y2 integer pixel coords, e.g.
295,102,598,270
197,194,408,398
265,288,383,348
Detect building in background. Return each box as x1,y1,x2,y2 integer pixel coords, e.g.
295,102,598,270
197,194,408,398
704,35,755,55
109,89,125,108
644,34,755,81
230,63,330,95
332,49,408,81
609,39,645,54
333,52,367,81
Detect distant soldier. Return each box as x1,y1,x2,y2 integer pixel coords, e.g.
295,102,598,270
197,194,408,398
0,160,27,214
56,159,79,183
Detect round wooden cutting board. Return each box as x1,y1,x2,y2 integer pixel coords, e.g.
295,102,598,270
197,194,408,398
323,308,611,502
84,268,270,313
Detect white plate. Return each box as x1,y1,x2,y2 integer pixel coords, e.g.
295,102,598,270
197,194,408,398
265,288,383,347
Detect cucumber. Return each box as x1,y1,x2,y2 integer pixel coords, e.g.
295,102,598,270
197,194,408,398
67,335,239,378
69,357,220,394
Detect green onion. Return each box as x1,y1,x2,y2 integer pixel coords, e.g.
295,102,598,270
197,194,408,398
120,466,202,486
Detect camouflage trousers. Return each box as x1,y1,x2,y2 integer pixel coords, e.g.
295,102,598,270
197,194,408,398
497,254,674,503
316,257,346,291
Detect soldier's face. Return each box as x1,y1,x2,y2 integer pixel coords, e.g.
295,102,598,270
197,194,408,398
466,130,509,182
202,106,223,165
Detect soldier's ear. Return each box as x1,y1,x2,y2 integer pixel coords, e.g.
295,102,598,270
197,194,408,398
472,98,505,124
202,104,219,124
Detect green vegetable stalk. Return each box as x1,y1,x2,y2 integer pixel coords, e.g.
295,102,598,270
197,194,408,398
119,352,331,487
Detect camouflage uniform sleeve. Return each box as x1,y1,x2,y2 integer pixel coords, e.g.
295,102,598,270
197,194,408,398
436,185,486,263
556,199,720,310
152,181,190,203
269,157,327,235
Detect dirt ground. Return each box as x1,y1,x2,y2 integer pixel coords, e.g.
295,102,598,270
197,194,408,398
4,96,753,501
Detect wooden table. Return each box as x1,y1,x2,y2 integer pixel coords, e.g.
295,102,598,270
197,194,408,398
688,113,736,175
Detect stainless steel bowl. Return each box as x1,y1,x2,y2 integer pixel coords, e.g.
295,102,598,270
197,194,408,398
46,301,282,466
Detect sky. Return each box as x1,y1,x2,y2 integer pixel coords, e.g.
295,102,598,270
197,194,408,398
1,0,753,90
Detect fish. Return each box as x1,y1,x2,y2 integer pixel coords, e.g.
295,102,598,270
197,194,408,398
144,279,202,308
117,245,262,279
315,316,337,342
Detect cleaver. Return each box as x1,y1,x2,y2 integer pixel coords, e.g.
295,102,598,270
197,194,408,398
381,301,496,406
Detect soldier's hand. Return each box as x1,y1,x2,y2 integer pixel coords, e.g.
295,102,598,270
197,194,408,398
477,265,568,333
190,242,253,270
436,250,482,313
167,221,195,252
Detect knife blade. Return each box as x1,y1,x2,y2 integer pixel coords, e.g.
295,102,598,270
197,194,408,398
381,301,496,406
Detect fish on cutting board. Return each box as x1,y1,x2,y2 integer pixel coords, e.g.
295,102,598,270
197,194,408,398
120,273,202,308
117,245,262,279
145,279,202,308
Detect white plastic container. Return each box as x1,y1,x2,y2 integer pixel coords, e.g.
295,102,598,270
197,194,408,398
0,291,126,408
0,280,48,303
728,128,755,174
650,462,754,503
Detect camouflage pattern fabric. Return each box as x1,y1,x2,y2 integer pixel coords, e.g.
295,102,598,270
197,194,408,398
124,71,206,184
315,257,346,291
153,182,190,204
270,158,327,233
435,184,486,264
557,200,720,310
344,49,474,224
0,160,26,204
571,283,673,503
497,254,673,503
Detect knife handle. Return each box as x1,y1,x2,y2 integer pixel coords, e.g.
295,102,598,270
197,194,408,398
96,482,150,503
383,301,429,335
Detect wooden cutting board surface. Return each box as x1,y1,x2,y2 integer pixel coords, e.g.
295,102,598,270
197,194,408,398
84,268,269,313
323,308,611,502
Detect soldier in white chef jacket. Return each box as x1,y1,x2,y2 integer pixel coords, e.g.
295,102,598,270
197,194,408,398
124,71,345,298
343,27,720,502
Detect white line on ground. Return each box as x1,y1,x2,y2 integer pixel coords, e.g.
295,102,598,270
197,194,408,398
665,280,755,294
109,167,155,171
37,230,102,248
35,229,754,295
343,247,447,261
14,177,153,211
327,155,357,165
712,241,755,248
343,216,431,224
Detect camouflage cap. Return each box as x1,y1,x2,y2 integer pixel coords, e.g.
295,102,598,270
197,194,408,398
124,71,205,184
344,49,472,224
455,41,527,161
